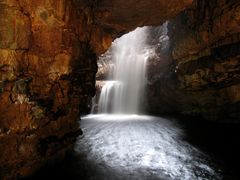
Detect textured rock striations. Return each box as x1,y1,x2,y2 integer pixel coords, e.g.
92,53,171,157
147,0,240,122
0,0,192,179
0,1,97,179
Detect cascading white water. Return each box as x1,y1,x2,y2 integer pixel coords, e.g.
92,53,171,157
98,27,149,114
98,81,116,113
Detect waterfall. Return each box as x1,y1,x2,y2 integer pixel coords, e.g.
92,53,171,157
98,27,149,114
98,81,116,113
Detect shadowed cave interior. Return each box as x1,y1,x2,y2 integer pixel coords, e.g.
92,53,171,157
0,0,240,179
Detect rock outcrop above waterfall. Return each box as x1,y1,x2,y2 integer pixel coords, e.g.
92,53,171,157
146,0,240,122
0,0,192,179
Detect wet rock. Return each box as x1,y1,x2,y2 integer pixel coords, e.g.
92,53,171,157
0,1,31,50
12,79,29,94
31,106,45,120
146,0,240,122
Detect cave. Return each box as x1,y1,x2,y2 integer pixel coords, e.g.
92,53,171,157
0,0,240,179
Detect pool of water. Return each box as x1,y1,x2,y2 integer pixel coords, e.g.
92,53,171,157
27,115,240,180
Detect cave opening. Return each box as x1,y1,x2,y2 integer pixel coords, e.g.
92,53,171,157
1,0,240,179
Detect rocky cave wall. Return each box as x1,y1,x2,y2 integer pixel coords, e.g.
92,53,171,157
147,0,240,122
0,1,98,179
0,0,192,179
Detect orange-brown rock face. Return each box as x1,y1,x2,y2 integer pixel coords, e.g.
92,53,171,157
0,0,192,179
88,0,193,54
0,1,97,179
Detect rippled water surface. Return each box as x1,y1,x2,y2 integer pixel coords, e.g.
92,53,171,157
74,114,221,180
27,114,240,180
